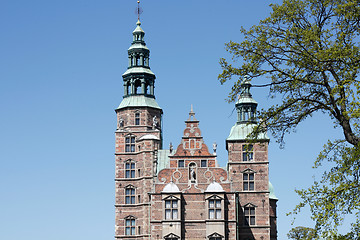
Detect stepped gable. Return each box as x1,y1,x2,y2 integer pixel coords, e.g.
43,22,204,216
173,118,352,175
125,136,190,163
173,106,213,157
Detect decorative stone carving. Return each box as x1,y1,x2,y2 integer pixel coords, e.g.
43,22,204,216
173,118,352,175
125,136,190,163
118,117,124,129
152,116,158,129
213,142,217,153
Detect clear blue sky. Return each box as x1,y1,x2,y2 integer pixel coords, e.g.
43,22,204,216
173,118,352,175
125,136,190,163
0,1,345,239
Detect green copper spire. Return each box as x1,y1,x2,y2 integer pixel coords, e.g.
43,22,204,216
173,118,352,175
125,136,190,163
236,75,258,124
227,75,269,141
117,15,162,110
122,18,156,98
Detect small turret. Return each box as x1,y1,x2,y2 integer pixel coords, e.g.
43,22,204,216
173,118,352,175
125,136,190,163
227,75,269,141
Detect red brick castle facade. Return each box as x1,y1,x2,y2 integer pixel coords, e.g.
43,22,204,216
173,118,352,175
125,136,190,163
114,19,278,240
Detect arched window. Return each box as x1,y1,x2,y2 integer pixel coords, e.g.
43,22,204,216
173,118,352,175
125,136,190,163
243,169,255,191
125,161,135,178
125,186,135,204
125,136,135,152
189,162,197,182
125,216,136,235
134,80,141,94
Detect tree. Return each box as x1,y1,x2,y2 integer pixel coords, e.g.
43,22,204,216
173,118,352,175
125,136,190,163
287,226,317,240
218,0,360,237
288,226,359,240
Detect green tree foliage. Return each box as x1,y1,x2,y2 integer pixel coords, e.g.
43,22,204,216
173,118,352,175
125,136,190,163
288,226,359,240
287,226,317,240
218,0,360,237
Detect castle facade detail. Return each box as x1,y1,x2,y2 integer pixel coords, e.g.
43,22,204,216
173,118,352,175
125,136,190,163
114,19,278,240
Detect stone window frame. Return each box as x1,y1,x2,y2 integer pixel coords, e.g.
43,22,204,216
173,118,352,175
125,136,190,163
163,195,180,220
243,203,257,226
124,215,136,235
125,159,136,178
242,168,256,191
134,110,141,125
201,159,207,168
178,159,184,168
242,144,254,161
125,134,136,153
206,195,224,220
125,185,136,205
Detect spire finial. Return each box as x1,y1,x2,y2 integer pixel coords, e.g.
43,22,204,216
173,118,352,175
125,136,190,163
136,1,143,21
188,104,196,120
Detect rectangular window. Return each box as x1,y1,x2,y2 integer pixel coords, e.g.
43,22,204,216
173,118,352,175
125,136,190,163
135,113,140,125
242,144,254,161
165,199,178,220
125,219,135,235
125,188,135,204
125,136,135,152
208,199,222,219
125,162,135,178
178,160,184,168
201,160,207,167
244,207,255,225
243,172,254,191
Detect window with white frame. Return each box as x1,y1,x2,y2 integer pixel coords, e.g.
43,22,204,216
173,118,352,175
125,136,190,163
208,197,222,219
243,170,255,191
125,161,135,178
125,216,136,235
178,160,184,168
125,186,135,204
242,144,253,161
244,205,256,226
125,136,135,152
164,198,179,220
201,159,207,167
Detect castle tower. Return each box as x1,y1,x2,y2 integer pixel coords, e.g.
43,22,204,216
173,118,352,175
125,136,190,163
226,76,277,240
114,18,163,239
114,5,277,239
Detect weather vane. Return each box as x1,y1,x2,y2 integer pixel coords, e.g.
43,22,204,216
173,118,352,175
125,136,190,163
135,1,143,20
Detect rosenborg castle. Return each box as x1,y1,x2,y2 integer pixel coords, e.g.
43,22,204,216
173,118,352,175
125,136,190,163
114,18,278,240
